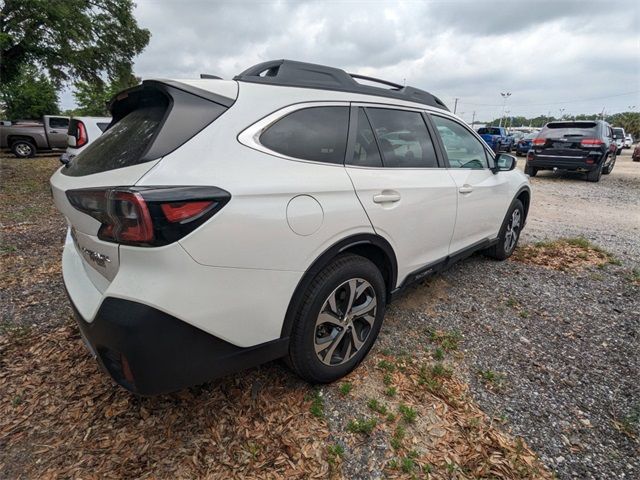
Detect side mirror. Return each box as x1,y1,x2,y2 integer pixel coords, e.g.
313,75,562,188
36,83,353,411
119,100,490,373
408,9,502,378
493,153,517,173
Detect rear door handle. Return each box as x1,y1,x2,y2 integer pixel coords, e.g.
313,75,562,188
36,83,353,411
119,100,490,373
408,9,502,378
373,191,401,203
458,185,474,194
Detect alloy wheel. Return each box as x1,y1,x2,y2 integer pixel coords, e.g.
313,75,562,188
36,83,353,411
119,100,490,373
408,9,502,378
314,278,377,366
504,209,521,253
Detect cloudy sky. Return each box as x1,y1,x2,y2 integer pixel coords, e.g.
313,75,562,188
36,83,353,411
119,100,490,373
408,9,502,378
66,0,640,122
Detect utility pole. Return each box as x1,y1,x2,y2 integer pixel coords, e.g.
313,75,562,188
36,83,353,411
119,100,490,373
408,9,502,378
453,97,459,114
471,111,476,129
499,92,511,127
559,108,565,120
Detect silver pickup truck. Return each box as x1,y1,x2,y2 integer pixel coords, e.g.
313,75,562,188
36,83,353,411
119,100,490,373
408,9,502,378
0,115,70,158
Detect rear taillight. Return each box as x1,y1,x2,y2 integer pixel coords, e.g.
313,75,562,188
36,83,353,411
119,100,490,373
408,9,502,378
580,138,604,147
532,138,546,146
66,186,230,246
76,121,88,148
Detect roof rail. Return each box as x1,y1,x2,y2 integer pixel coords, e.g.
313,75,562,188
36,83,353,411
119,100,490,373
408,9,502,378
233,59,449,111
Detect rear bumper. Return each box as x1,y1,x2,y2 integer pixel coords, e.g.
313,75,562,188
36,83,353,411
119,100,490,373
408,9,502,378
69,295,289,395
527,154,601,171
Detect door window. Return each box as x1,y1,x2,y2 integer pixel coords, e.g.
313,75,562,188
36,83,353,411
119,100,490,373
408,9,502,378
49,117,69,129
260,106,349,164
365,108,438,168
431,115,489,169
348,108,383,167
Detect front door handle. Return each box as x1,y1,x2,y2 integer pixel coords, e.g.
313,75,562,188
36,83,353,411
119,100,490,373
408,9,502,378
458,185,474,194
373,191,401,204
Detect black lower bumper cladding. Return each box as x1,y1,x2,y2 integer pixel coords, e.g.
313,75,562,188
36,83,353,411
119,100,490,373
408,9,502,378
69,296,289,395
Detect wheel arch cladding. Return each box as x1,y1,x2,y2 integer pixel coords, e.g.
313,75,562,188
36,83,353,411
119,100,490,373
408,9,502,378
280,234,397,338
516,187,531,223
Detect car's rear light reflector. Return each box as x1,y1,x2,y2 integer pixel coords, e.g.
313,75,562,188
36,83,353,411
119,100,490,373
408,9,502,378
160,201,214,223
580,138,604,147
532,138,546,146
76,121,88,148
66,186,231,246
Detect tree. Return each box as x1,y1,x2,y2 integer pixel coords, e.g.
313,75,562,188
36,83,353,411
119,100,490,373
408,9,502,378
0,65,59,120
0,0,150,87
74,68,140,116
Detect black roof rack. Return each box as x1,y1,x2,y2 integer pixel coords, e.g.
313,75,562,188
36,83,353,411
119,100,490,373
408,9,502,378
233,59,449,111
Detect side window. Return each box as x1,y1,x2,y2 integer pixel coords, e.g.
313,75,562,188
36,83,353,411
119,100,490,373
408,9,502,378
431,115,488,169
365,108,438,168
260,106,349,164
348,108,383,167
50,117,69,129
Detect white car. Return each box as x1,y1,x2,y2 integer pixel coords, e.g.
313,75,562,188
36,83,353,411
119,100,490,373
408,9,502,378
50,60,531,395
60,116,111,165
624,134,633,148
612,127,625,154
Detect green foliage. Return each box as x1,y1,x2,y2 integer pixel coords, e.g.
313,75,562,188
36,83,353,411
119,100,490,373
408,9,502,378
327,443,345,464
0,0,150,87
367,398,388,415
346,417,377,435
73,69,140,116
338,382,353,396
0,65,59,119
398,404,417,423
309,389,324,418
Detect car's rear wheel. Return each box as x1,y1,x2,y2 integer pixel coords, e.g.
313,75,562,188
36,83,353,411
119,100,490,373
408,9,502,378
11,140,36,158
602,156,615,175
288,254,386,383
586,165,602,182
524,164,538,177
484,199,524,261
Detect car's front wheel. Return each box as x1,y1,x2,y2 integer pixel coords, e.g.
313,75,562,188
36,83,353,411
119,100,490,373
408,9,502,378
524,164,538,177
288,254,386,383
484,199,524,260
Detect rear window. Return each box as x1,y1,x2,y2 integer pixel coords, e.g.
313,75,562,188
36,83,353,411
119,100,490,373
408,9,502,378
63,104,167,176
260,107,349,164
540,122,597,138
613,128,624,138
49,117,69,129
62,82,229,176
477,127,501,135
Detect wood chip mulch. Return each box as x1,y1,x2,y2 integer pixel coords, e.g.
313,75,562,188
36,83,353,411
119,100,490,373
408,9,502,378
0,325,330,479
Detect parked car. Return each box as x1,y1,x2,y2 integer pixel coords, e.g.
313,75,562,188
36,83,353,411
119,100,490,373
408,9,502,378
0,115,69,157
633,143,640,162
60,116,111,165
527,120,617,182
509,131,524,147
515,132,538,156
477,126,512,153
612,127,625,154
623,134,633,148
50,59,531,395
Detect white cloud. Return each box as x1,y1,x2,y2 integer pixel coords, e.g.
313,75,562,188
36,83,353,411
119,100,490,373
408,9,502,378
62,0,640,121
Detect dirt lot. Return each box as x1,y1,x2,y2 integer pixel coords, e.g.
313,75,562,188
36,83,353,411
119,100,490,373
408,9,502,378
1,150,638,479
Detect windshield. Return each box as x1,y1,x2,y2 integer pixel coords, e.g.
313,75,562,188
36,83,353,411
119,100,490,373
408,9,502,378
540,122,597,138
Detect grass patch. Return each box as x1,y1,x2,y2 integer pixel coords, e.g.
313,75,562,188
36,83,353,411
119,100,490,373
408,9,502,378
338,382,352,396
432,347,444,361
377,359,396,372
367,398,388,415
479,369,505,389
308,389,324,418
428,329,462,351
346,417,377,435
398,404,417,423
327,443,345,465
384,386,397,397
513,237,620,271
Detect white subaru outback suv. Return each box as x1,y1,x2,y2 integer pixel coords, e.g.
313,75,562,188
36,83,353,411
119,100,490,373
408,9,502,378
50,60,531,395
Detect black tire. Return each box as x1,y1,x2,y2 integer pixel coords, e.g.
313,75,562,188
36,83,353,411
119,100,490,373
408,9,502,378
484,199,524,261
524,164,538,177
616,148,622,155
602,156,615,175
11,140,36,158
288,254,386,383
586,166,602,182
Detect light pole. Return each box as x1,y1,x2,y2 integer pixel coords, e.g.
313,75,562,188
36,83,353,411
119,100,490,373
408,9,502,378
628,105,637,111
499,92,511,127
559,108,565,120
